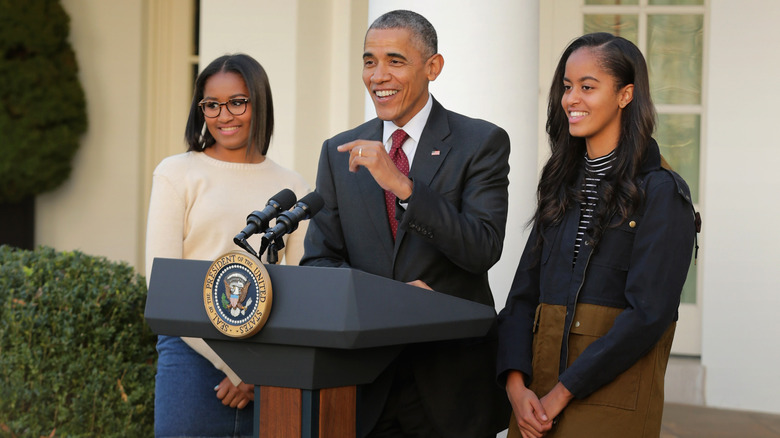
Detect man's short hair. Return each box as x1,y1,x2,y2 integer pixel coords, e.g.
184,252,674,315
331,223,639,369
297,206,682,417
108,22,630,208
367,10,438,59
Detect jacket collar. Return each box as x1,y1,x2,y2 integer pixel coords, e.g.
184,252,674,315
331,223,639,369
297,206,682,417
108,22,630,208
639,138,662,175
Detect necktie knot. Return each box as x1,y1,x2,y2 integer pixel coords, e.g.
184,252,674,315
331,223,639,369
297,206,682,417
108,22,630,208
391,129,409,154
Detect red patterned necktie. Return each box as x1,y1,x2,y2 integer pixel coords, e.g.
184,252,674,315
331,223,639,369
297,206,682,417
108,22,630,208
385,129,410,239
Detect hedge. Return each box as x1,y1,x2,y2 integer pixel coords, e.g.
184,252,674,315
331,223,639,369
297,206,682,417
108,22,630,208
0,246,156,437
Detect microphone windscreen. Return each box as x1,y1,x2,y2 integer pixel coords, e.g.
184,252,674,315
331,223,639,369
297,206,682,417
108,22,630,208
274,188,298,210
299,191,324,216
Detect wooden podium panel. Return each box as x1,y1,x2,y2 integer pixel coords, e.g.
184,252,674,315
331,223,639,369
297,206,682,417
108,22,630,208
258,387,301,438
257,386,356,438
319,386,356,437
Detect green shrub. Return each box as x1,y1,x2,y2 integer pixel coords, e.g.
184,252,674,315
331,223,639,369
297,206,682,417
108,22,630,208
0,0,88,203
0,246,156,437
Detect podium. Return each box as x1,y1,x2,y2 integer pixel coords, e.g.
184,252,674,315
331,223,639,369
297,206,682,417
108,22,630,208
145,258,497,437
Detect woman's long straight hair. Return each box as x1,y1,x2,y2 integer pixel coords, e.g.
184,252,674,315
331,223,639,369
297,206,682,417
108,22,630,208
534,32,656,250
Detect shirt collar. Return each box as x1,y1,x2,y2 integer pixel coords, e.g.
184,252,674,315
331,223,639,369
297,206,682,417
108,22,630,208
382,93,433,145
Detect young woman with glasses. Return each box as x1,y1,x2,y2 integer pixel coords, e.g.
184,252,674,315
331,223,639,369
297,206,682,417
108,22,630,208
145,54,310,437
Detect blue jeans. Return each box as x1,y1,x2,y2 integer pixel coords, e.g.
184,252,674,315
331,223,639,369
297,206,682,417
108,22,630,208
155,336,254,438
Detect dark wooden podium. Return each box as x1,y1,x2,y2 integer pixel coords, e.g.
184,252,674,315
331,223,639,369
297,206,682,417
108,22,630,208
145,258,497,438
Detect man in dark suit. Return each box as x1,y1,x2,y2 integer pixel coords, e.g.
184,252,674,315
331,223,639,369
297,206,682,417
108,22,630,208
302,9,511,438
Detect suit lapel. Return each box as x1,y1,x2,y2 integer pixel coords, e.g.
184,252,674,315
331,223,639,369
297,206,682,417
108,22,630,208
394,99,451,254
408,99,451,189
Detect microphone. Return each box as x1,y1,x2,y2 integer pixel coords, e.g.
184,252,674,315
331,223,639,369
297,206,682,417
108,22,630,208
233,189,297,244
262,192,324,244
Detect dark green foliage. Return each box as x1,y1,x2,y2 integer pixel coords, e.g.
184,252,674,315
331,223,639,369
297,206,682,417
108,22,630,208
0,246,156,437
0,0,87,202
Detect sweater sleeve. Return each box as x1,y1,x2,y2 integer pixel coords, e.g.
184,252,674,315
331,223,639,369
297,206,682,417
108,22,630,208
181,338,243,386
145,172,185,283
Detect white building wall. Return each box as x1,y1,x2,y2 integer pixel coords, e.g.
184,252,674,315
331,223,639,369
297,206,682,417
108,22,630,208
35,0,144,268
702,0,780,414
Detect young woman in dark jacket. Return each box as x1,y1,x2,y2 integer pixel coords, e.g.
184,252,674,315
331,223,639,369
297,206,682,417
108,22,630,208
497,33,698,438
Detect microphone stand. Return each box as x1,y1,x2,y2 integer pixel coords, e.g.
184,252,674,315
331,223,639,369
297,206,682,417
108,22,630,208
234,237,260,259
261,236,286,265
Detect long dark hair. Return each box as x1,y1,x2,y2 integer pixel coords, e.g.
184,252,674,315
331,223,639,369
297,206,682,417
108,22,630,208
535,32,655,248
184,54,274,156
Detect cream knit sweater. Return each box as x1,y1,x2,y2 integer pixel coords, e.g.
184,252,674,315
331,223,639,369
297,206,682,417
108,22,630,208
145,151,310,385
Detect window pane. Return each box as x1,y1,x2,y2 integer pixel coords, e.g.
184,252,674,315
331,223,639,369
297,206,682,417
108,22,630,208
584,14,638,45
656,113,700,203
657,113,700,305
586,0,639,4
681,256,697,304
647,14,703,105
650,0,703,4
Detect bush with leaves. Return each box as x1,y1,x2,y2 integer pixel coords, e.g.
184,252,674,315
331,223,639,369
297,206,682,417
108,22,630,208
0,0,87,203
0,246,156,437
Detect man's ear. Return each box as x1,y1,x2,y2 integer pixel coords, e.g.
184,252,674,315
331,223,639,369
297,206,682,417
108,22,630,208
427,54,444,81
618,84,634,109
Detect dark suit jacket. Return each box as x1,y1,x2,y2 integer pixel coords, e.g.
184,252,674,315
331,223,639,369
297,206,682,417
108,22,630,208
302,98,511,437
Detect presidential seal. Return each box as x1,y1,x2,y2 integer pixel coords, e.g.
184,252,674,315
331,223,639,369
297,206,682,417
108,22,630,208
203,251,272,338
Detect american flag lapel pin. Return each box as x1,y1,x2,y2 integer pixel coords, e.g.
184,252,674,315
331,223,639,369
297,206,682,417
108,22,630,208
431,149,440,156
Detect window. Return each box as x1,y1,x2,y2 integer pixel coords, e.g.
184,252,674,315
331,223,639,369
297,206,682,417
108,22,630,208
584,0,705,305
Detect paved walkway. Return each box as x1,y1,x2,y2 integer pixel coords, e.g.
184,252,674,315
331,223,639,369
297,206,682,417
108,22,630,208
662,403,780,438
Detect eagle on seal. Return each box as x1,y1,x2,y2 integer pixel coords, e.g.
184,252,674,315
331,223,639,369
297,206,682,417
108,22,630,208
224,276,250,311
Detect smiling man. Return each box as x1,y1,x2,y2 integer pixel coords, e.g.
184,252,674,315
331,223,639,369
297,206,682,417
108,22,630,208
302,10,511,438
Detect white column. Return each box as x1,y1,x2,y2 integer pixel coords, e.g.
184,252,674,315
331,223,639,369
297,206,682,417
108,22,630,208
702,0,780,414
367,0,541,310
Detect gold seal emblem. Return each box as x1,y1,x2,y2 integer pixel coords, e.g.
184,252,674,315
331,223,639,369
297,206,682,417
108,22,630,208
203,251,272,338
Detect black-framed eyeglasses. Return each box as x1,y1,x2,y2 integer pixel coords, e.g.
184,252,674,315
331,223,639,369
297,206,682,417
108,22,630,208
198,98,250,118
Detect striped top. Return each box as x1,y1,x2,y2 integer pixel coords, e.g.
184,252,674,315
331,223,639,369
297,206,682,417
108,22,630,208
573,150,616,264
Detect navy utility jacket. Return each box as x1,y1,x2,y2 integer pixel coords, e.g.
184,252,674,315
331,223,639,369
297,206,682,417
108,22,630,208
497,139,698,399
